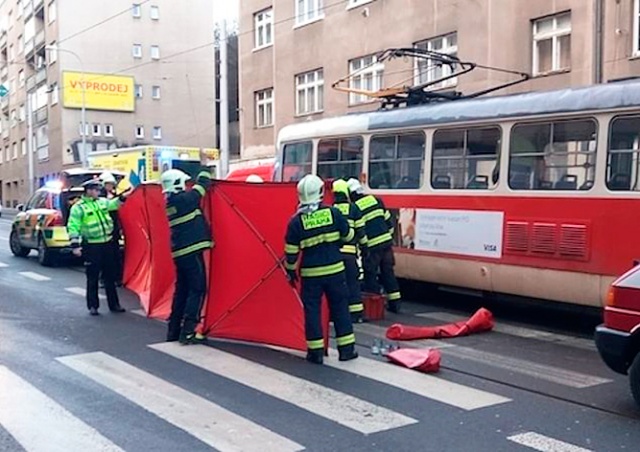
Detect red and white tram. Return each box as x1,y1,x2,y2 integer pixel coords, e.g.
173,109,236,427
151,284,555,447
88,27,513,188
274,80,640,308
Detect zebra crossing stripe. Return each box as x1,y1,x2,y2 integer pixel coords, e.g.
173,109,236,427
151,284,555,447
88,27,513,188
57,352,303,452
507,432,594,452
0,365,123,452
150,342,418,435
19,271,51,281
0,262,8,268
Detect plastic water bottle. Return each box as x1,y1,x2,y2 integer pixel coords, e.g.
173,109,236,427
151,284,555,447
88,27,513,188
371,339,380,355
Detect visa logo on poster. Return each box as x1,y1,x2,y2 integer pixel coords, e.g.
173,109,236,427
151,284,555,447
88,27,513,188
415,209,504,259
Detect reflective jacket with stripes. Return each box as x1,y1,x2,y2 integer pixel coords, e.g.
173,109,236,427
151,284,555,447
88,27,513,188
68,196,123,246
284,205,355,278
353,194,394,251
166,169,213,260
333,195,367,255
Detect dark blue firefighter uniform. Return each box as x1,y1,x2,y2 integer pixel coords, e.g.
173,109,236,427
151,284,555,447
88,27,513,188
284,205,357,362
333,195,368,321
166,169,213,343
353,194,402,312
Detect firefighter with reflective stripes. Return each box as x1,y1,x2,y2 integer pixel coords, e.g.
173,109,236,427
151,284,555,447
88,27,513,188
284,174,359,364
161,168,213,345
68,179,130,316
347,178,402,313
332,179,368,323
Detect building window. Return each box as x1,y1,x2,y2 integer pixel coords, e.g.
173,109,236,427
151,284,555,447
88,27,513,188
606,115,640,191
105,124,114,137
92,124,101,136
254,8,273,49
295,69,323,115
48,1,56,23
132,44,142,58
79,122,90,136
9,45,14,62
348,0,373,7
255,88,273,128
282,141,312,182
10,109,16,128
532,12,571,75
432,127,501,190
348,54,384,105
18,70,24,87
19,104,25,122
21,139,26,156
135,84,143,98
150,45,160,60
132,3,141,18
12,142,18,160
295,0,324,26
509,119,596,191
17,35,23,54
369,132,425,189
415,33,458,88
50,83,58,104
48,42,57,64
153,126,162,140
634,0,640,55
152,85,161,99
135,125,144,139
150,5,159,20
17,1,22,17
317,137,364,181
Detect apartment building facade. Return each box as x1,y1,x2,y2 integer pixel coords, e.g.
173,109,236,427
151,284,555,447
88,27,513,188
0,0,215,207
238,0,640,161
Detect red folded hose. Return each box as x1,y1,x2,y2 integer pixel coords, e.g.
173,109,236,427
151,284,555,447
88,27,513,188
386,308,494,340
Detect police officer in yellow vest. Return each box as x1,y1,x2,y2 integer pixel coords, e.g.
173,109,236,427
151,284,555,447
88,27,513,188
332,179,368,323
161,168,213,344
284,174,359,364
68,179,130,316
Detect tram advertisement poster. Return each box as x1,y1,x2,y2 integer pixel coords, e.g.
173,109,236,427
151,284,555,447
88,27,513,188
393,208,504,259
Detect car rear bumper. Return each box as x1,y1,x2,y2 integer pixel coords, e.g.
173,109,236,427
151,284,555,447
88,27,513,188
595,324,632,375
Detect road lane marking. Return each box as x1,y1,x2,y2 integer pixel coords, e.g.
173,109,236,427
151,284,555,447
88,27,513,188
353,323,610,388
417,311,595,351
507,432,593,452
65,287,106,300
322,348,510,410
150,342,418,434
0,262,8,268
57,352,303,452
0,365,123,452
19,271,51,282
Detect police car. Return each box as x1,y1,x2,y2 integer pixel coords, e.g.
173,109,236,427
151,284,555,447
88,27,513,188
9,169,125,266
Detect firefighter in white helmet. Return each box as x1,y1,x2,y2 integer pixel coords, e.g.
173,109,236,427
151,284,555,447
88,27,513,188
347,178,402,313
99,171,124,287
161,167,213,345
246,174,264,183
284,174,358,364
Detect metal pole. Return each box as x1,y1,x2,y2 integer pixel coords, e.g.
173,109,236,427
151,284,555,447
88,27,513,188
80,69,87,167
220,19,229,178
26,91,34,196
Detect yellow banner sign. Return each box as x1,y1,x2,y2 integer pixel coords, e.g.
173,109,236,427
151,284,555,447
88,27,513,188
62,71,135,112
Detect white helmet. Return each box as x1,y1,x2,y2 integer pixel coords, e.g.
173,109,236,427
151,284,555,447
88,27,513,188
160,169,190,194
99,171,117,185
297,174,324,206
347,178,364,195
246,174,264,183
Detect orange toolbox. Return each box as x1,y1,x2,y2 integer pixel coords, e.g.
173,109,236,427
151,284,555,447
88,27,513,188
362,292,386,321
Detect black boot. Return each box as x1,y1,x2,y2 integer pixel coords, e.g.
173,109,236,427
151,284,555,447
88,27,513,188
338,344,359,362
179,331,208,345
387,300,401,314
306,349,324,364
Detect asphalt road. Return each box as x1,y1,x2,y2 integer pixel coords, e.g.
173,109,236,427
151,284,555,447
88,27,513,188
0,215,639,452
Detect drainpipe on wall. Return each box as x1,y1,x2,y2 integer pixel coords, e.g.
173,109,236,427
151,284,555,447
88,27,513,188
594,0,604,84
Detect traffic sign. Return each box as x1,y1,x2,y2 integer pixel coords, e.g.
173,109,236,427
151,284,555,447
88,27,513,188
0,84,8,98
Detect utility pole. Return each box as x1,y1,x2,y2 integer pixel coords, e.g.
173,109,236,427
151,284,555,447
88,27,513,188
26,91,34,196
220,19,229,179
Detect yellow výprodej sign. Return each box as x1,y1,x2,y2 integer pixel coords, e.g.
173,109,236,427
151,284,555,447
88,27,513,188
62,71,135,112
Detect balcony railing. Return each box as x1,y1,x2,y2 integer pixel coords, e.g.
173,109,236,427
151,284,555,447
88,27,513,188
34,30,45,48
34,106,47,124
35,68,46,86
24,0,33,19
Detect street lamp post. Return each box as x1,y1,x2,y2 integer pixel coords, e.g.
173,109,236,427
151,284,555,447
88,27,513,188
45,45,87,168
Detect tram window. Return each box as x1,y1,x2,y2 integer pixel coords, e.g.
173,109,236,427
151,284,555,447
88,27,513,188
317,136,363,181
509,119,596,191
608,116,640,191
432,127,500,190
369,132,425,189
282,141,312,182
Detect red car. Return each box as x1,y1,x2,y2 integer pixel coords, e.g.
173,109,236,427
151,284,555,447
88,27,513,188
595,264,640,406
